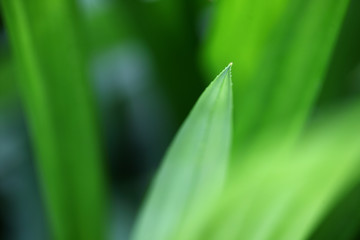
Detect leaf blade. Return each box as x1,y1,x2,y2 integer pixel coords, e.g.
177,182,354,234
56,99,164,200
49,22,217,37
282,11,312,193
132,64,233,240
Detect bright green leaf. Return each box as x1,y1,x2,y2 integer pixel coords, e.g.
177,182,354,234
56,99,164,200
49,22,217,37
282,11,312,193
132,63,233,240
192,101,360,240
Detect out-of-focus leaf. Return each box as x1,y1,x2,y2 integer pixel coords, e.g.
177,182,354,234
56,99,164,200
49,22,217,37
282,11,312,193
309,182,360,240
1,0,105,239
132,64,233,240
191,101,360,240
203,0,351,162
317,0,360,106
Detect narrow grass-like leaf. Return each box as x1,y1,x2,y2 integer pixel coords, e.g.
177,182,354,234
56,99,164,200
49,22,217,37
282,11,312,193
203,0,351,161
132,64,233,240
1,1,105,239
268,104,360,240
192,101,360,240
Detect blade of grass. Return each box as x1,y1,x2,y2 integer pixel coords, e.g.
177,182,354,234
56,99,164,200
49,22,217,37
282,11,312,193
203,0,351,163
192,101,360,240
267,103,360,240
1,1,105,239
132,63,233,240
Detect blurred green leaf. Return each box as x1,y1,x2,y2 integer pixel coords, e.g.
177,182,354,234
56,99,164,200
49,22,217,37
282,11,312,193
191,101,360,240
203,0,351,162
309,182,360,240
132,64,233,240
317,0,360,106
1,0,105,239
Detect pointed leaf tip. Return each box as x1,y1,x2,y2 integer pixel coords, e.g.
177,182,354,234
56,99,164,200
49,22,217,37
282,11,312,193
132,64,233,240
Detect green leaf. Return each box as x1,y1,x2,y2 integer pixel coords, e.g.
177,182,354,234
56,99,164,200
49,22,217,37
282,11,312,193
317,0,360,106
191,101,360,240
309,182,360,240
1,1,105,239
132,63,233,240
268,103,360,240
203,0,351,162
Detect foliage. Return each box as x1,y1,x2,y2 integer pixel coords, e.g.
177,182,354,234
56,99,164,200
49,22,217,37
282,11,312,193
1,0,360,239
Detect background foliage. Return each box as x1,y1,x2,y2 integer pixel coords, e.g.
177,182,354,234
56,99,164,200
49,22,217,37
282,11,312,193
0,0,359,239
